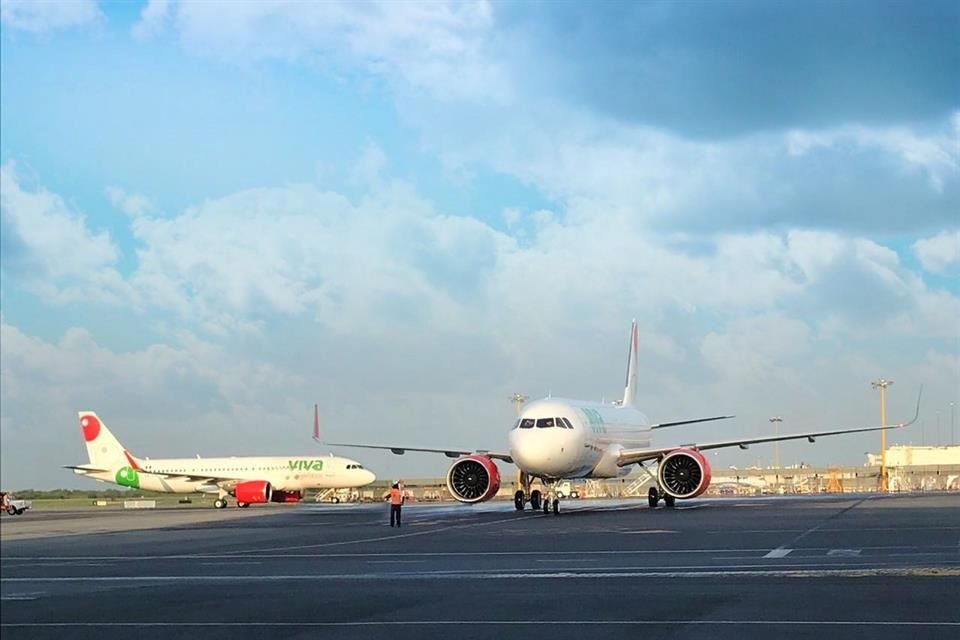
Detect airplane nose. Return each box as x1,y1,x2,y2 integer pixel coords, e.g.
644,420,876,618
364,470,376,485
509,428,579,476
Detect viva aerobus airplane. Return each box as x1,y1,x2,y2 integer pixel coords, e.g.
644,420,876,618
67,409,376,508
331,322,920,514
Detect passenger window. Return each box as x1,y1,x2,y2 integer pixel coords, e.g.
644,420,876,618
519,419,536,429
536,417,555,428
560,417,574,429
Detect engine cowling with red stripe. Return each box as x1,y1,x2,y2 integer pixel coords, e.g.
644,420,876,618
657,449,711,499
234,480,272,504
445,455,500,504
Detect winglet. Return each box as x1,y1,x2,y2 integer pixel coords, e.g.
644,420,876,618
896,386,923,428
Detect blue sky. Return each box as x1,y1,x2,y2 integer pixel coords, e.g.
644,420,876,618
1,0,958,489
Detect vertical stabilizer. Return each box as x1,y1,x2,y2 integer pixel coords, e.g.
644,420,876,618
622,321,639,408
78,412,138,470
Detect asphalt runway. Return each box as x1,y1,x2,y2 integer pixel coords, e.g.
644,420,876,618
2,493,959,639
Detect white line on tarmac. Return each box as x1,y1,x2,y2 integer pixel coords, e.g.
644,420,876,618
0,592,44,601
763,548,792,558
233,512,526,554
4,565,959,582
1,620,958,628
8,546,954,562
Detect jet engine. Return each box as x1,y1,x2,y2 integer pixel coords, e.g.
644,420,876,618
234,480,272,504
657,449,711,499
445,455,500,504
270,490,302,503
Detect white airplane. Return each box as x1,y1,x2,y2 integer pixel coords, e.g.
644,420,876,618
330,322,920,514
67,410,376,508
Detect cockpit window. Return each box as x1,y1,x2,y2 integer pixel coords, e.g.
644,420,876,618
560,417,574,429
519,418,535,429
536,417,555,428
346,464,365,470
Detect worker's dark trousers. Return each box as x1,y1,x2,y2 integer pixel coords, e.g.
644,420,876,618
390,505,402,527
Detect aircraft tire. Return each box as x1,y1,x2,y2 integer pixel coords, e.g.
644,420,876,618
542,498,549,514
514,490,525,511
647,487,659,508
530,490,541,511
552,499,559,515
214,499,227,509
237,501,249,508
664,494,676,508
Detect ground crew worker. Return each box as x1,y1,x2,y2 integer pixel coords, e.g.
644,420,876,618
389,482,404,527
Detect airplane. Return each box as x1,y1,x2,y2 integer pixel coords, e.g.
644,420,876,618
66,410,376,508
329,321,920,514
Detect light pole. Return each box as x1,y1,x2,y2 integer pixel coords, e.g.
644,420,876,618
769,416,783,486
510,393,528,417
871,378,893,492
951,402,956,446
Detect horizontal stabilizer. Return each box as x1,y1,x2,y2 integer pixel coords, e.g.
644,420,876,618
63,464,111,474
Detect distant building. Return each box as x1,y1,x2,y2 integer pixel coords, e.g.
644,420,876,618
865,445,960,467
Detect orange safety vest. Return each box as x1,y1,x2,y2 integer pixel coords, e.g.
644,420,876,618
389,488,403,505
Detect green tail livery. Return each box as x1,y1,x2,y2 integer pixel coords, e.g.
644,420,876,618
115,466,140,488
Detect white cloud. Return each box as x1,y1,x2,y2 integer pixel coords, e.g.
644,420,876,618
0,163,131,305
913,230,960,274
169,0,507,101
105,186,152,217
131,0,170,41
0,0,100,33
786,119,960,192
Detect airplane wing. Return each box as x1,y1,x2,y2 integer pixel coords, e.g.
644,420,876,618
325,442,514,464
648,415,735,430
617,389,921,467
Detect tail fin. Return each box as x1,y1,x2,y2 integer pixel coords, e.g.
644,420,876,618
622,321,639,408
78,412,141,470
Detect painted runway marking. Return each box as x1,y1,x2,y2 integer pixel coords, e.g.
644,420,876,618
763,548,793,558
12,545,959,562
198,561,262,566
230,513,525,554
827,549,862,557
5,566,959,583
0,548,774,562
367,560,425,564
0,592,44,601
2,620,958,628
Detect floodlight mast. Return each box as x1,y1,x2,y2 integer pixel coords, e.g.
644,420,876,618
871,378,893,492
769,416,783,483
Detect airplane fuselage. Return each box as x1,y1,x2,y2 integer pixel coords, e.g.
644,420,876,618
83,455,375,494
508,399,652,480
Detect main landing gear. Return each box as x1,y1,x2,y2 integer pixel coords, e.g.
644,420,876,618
647,486,675,508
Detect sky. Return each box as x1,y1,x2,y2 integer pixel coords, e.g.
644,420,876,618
1,0,958,490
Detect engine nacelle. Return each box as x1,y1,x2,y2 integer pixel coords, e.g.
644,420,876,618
657,449,711,499
445,455,500,504
234,480,272,504
271,490,302,503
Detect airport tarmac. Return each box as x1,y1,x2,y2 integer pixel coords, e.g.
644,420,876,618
2,493,959,639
